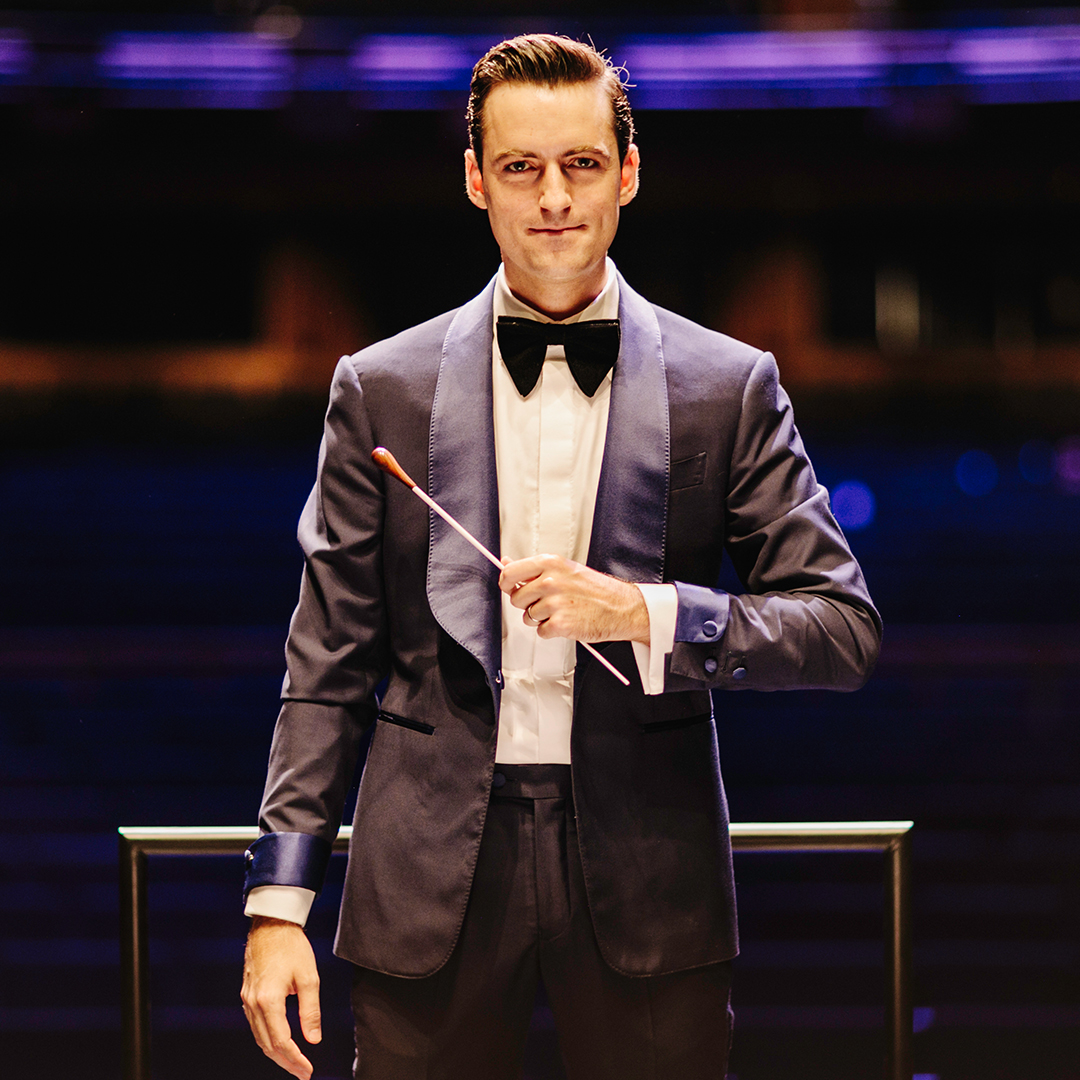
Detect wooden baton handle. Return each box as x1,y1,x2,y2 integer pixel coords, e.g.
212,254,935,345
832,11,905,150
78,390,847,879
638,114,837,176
372,447,418,490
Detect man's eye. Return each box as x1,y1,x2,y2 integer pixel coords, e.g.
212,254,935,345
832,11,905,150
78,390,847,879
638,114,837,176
505,161,531,173
572,158,599,168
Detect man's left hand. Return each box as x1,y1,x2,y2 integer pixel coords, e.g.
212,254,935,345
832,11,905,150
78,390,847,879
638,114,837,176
500,555,650,645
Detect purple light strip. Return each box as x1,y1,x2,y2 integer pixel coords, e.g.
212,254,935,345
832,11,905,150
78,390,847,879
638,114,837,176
9,23,1080,105
619,33,892,85
349,34,479,83
949,26,1080,77
618,26,1080,86
0,33,31,76
99,33,292,79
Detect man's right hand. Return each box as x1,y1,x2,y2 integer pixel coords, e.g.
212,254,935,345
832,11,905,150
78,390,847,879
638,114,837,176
241,915,322,1079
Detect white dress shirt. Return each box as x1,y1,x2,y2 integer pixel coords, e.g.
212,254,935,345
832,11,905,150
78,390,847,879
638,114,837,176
246,260,677,925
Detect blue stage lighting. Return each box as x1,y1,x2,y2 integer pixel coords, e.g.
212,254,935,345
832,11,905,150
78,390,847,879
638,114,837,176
955,450,998,497
831,480,876,530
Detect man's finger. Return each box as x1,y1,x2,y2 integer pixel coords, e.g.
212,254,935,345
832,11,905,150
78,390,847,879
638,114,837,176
498,566,533,594
297,974,323,1045
263,1019,314,1079
255,990,314,1079
267,1037,314,1080
245,1004,309,1080
499,553,561,593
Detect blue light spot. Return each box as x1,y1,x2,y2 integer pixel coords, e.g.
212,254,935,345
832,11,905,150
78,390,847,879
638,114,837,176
913,1006,936,1034
1019,440,1054,485
955,450,998,496
831,480,876,530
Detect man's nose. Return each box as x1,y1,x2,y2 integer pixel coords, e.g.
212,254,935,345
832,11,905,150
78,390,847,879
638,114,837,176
538,164,572,213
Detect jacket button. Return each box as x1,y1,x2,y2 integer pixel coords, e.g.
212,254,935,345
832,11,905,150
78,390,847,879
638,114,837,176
702,620,719,638
704,657,718,674
733,666,747,680
492,772,506,789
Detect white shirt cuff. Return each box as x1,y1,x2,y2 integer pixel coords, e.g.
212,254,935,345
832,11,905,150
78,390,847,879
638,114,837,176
630,583,678,695
244,885,316,927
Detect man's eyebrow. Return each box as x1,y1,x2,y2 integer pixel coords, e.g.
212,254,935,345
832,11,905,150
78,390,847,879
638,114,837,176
490,145,613,164
490,148,538,164
564,145,611,159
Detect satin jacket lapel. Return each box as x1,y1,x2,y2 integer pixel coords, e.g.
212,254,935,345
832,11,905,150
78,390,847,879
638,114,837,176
587,273,670,585
427,276,503,712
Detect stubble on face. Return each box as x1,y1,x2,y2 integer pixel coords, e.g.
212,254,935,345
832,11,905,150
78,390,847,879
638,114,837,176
465,81,639,319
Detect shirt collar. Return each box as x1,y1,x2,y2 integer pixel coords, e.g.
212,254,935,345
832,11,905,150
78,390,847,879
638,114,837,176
493,258,620,324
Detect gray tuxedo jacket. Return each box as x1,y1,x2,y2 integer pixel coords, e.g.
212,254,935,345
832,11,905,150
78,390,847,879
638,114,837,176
245,272,881,979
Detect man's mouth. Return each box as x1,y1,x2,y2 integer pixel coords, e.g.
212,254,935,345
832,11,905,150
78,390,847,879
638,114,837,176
529,225,584,235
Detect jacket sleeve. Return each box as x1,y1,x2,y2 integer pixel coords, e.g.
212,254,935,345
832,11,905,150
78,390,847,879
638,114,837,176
245,357,390,901
665,351,881,694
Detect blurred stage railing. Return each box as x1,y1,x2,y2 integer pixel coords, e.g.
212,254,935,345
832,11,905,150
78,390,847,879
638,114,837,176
119,820,913,1080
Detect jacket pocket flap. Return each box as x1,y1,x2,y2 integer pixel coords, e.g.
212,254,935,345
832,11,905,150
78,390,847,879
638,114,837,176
378,710,435,735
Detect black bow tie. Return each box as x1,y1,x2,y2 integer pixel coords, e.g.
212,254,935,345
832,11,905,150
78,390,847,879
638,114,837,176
497,316,620,398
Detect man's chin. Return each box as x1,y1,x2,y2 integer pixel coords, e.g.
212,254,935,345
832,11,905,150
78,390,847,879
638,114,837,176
522,252,599,282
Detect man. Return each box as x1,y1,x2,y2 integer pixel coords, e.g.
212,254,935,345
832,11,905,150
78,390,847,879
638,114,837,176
241,33,880,1080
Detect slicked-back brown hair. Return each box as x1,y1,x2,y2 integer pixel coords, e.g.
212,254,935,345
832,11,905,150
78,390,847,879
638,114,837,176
467,34,635,170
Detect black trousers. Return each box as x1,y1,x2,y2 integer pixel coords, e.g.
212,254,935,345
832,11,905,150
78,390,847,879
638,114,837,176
351,764,733,1080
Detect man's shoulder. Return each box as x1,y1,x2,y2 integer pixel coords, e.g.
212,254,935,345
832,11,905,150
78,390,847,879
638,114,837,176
641,300,770,402
649,302,764,370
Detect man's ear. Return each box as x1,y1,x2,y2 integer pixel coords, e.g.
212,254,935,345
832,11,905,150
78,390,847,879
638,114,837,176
618,144,641,207
464,149,488,209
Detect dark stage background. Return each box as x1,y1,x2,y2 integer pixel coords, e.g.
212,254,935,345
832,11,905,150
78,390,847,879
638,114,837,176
2,2,1080,1078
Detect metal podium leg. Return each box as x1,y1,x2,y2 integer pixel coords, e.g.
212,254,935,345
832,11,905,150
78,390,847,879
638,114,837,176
885,830,912,1080
120,836,151,1080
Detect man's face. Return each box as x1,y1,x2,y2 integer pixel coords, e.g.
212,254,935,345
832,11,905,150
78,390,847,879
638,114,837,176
464,80,639,313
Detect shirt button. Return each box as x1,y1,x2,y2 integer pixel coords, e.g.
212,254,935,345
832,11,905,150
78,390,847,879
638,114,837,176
492,772,506,789
702,620,719,638
494,671,504,687
733,666,747,681
704,657,719,674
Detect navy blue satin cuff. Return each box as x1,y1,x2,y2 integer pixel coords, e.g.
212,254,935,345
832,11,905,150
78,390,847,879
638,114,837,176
243,832,333,899
673,582,731,643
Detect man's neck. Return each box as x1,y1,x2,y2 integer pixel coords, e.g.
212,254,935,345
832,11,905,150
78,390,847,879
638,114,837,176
503,264,608,322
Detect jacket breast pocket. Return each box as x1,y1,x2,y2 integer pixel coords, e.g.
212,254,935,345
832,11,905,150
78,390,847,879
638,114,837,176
378,710,435,735
670,452,707,491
